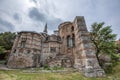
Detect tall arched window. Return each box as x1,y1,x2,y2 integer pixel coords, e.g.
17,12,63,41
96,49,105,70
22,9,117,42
72,34,75,47
67,34,75,47
67,36,72,47
71,26,74,32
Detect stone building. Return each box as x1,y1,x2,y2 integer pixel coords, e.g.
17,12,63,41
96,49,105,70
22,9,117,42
7,16,105,77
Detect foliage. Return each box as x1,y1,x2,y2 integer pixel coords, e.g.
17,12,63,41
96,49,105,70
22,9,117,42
43,64,64,70
0,46,5,54
0,32,16,50
90,22,119,73
43,64,51,70
52,66,64,70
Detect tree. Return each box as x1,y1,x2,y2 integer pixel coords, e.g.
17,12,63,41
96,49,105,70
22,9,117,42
90,22,119,72
0,32,16,50
0,46,5,54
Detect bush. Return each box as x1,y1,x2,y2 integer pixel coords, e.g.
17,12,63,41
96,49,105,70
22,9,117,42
52,66,64,70
0,46,5,54
43,64,51,70
103,63,113,73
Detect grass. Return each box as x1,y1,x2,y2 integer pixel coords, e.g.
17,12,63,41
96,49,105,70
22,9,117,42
0,62,120,80
0,70,108,80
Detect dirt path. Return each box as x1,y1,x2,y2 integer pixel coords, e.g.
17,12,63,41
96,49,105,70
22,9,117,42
0,64,12,70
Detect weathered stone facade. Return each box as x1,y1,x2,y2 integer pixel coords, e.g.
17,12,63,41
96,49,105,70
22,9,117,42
7,16,105,77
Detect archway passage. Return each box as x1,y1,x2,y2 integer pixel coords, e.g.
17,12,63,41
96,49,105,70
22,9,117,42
61,58,72,68
33,54,40,67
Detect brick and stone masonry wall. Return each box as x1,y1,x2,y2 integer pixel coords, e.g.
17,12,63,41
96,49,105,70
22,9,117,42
73,16,105,77
7,32,43,68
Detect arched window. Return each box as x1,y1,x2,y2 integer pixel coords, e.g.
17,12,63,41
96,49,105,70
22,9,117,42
21,41,26,48
67,36,72,47
72,34,75,47
50,47,56,53
67,34,75,47
13,49,16,53
71,26,74,32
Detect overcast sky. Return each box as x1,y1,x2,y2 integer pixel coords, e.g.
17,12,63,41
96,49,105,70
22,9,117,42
0,0,120,39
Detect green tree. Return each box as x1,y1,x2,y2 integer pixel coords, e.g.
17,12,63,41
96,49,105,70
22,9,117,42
0,32,16,50
90,22,119,73
0,46,5,54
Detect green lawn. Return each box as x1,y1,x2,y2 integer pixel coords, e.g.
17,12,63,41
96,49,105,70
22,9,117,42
0,63,120,80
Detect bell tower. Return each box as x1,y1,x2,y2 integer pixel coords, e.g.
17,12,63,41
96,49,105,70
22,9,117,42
43,23,48,33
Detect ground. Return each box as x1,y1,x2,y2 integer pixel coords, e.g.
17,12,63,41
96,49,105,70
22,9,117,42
0,61,120,80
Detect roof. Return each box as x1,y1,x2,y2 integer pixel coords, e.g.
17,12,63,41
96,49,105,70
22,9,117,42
44,34,61,43
58,21,72,29
18,31,48,38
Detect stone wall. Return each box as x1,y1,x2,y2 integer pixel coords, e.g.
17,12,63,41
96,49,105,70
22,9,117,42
73,16,105,77
58,22,75,66
58,16,105,77
7,31,44,68
41,35,62,66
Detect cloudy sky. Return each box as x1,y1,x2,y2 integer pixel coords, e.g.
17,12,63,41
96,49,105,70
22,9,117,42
0,0,120,39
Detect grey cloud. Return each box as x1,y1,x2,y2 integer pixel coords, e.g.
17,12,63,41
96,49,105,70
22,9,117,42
29,7,46,22
0,0,4,3
28,7,63,31
47,18,62,30
13,13,20,21
13,13,22,24
0,0,119,38
31,0,37,4
0,18,14,32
